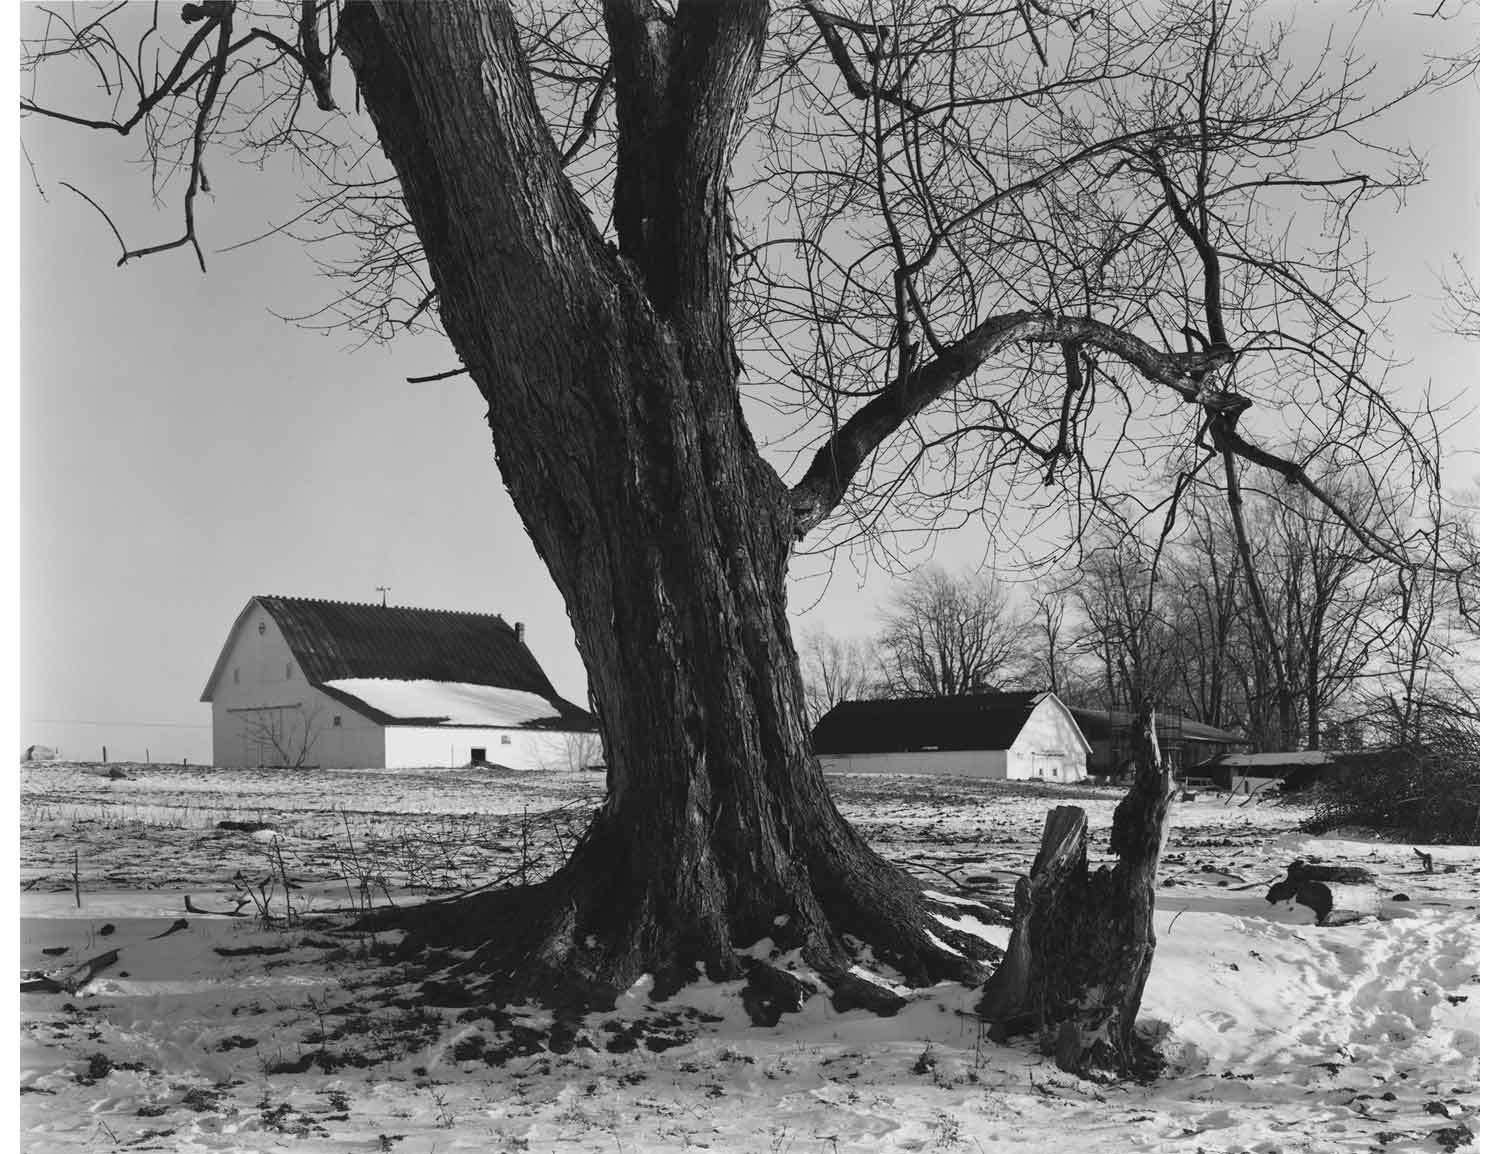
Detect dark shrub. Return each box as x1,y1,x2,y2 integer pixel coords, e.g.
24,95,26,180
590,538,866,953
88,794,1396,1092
1301,729,1478,845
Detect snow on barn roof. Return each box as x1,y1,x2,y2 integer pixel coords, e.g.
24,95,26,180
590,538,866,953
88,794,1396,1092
813,691,1087,755
201,595,595,730
322,679,562,728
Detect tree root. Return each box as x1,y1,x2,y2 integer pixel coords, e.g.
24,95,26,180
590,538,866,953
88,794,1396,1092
358,835,999,1015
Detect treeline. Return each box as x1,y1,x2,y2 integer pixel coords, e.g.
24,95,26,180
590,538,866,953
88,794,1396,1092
801,491,1476,759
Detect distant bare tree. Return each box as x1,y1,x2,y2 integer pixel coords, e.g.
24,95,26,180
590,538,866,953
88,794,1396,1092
878,568,1028,697
1072,538,1181,715
1020,589,1086,700
1161,517,1243,731
240,704,325,769
799,628,880,723
553,729,605,773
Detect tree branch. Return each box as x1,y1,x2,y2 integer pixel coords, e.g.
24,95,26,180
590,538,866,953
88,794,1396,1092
788,312,1232,538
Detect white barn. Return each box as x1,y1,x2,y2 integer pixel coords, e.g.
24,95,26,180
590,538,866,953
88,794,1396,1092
201,595,599,770
813,691,1091,782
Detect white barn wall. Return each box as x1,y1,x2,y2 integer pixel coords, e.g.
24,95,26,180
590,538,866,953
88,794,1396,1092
207,606,387,768
820,750,1009,779
384,726,600,771
302,690,386,768
1006,696,1090,782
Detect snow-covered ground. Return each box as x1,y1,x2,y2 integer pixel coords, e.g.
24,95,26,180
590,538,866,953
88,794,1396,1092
20,762,1479,1152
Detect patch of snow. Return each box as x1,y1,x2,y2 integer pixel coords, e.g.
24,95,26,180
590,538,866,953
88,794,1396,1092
923,888,992,908
1217,750,1335,767
931,910,1010,951
924,929,963,955
323,678,561,727
847,964,912,997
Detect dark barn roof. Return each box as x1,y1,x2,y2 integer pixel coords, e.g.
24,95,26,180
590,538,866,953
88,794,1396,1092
202,595,594,729
812,691,1061,755
1068,707,1247,747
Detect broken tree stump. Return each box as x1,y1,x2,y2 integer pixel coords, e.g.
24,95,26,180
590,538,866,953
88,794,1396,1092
979,699,1173,1079
1265,859,1378,925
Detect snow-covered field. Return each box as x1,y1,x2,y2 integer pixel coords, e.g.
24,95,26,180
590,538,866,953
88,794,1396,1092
20,762,1479,1152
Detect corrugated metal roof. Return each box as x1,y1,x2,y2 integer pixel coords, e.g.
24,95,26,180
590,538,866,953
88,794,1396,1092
1068,706,1247,746
203,596,595,730
812,691,1054,754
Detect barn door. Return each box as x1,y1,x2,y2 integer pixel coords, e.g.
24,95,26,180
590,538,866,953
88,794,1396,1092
1034,753,1065,780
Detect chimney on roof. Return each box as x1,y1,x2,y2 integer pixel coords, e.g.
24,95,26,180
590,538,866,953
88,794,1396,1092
515,621,526,645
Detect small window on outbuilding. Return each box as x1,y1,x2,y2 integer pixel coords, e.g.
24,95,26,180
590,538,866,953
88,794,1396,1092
332,716,342,728
258,621,266,635
500,734,512,745
285,662,293,679
233,668,239,684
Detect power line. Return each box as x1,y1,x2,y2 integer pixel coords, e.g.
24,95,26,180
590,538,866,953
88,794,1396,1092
24,718,211,730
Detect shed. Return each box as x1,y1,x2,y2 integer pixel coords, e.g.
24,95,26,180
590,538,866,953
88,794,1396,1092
812,691,1092,782
1188,749,1402,793
1067,707,1249,778
201,595,598,770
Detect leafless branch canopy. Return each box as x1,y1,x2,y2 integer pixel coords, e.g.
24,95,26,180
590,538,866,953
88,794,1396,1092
22,0,1475,580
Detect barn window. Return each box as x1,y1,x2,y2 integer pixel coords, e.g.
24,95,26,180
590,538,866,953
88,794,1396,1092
500,735,512,745
258,621,266,635
233,668,239,684
332,716,342,728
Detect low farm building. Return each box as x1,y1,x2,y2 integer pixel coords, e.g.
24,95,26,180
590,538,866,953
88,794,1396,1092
812,691,1091,782
1188,749,1411,792
1067,707,1249,777
201,595,598,770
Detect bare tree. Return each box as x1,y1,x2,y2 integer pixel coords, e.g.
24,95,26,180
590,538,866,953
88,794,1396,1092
554,729,605,773
21,0,1474,1070
1161,517,1243,731
799,627,880,723
878,567,1029,697
1021,588,1087,701
239,704,326,769
1072,538,1182,715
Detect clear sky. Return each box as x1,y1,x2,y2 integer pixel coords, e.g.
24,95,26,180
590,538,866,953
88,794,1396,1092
15,2,1481,765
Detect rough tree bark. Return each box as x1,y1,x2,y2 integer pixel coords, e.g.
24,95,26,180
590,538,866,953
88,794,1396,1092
977,701,1173,1077
336,0,991,1005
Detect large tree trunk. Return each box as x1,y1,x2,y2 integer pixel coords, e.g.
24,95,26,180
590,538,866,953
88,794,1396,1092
337,1,990,1007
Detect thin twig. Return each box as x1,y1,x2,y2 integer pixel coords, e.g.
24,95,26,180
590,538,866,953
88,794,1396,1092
407,367,468,383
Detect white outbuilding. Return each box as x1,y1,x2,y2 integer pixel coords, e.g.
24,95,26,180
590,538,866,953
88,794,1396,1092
201,595,598,770
813,691,1092,782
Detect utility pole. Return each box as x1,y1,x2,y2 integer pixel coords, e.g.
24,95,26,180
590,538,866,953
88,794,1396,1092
376,585,390,607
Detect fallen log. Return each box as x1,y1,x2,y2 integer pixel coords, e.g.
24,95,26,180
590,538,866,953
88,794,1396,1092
20,948,120,995
184,895,249,917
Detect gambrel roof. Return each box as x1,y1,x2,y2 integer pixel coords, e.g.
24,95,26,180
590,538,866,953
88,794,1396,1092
201,595,595,730
813,691,1089,755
